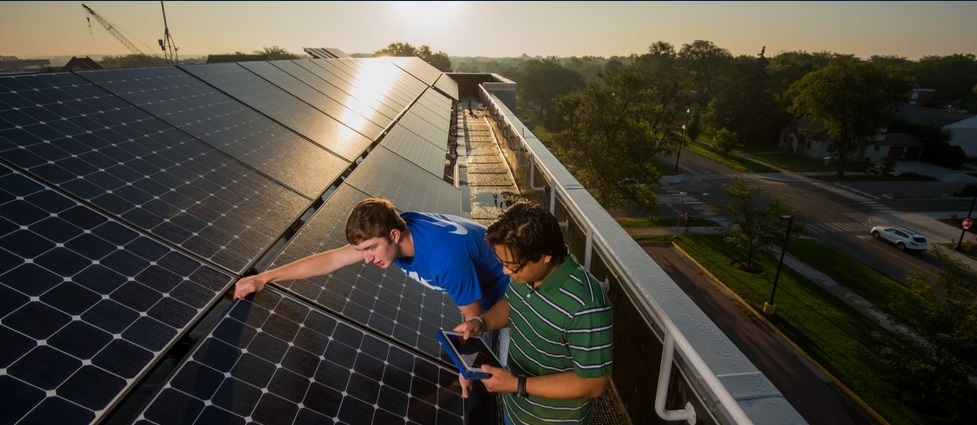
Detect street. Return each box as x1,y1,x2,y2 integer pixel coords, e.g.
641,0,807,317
642,244,877,425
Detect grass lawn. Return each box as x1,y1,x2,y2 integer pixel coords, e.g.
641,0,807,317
615,216,717,228
669,234,977,425
686,143,778,173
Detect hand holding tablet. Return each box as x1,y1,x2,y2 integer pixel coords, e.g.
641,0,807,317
436,330,504,380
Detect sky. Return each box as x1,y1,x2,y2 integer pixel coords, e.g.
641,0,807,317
2,1,976,61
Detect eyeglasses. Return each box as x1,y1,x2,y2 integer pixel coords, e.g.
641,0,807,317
495,255,528,274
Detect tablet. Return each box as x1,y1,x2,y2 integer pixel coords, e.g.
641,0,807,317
436,330,503,380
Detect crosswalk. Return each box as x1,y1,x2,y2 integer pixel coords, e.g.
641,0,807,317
813,182,894,214
804,222,869,234
662,189,870,235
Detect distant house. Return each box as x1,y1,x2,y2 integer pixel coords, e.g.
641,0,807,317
61,56,102,71
896,105,977,159
910,88,936,107
945,115,977,158
778,120,923,163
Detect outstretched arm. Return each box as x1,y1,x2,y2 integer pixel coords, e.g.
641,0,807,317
233,244,362,300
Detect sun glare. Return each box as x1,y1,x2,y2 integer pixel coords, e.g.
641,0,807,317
390,1,463,26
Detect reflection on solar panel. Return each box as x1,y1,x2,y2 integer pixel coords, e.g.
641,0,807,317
0,72,311,274
345,147,461,214
382,124,449,177
239,61,386,142
0,164,234,424
181,62,377,162
0,55,465,425
77,66,349,199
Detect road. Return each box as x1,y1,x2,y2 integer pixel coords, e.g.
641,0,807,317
642,244,877,425
665,151,961,284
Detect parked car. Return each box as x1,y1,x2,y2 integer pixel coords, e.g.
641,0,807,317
869,226,928,252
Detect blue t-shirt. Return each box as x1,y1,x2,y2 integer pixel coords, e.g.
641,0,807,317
393,212,508,310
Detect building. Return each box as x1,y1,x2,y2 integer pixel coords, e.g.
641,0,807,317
945,115,977,158
779,120,925,163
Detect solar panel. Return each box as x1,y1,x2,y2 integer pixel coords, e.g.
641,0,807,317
345,146,461,214
433,75,460,102
180,62,374,162
290,60,401,126
309,60,407,117
239,61,386,142
0,164,234,424
134,288,464,425
398,110,450,149
0,72,310,274
76,66,348,199
390,57,444,87
0,56,473,425
382,124,449,178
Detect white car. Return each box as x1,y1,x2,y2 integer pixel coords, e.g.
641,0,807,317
869,226,928,252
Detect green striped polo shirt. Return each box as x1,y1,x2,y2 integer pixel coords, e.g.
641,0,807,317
502,254,614,424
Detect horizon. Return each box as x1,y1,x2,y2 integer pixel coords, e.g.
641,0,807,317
2,2,976,62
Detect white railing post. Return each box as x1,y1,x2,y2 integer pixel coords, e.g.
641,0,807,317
657,333,697,424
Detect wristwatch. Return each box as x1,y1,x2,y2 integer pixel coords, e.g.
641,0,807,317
516,375,528,398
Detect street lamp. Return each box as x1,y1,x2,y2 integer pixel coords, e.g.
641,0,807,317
955,191,976,251
763,215,794,315
674,109,691,172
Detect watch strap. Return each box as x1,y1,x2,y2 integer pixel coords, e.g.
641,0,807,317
517,375,527,397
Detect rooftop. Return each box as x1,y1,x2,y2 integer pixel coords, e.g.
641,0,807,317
0,55,807,424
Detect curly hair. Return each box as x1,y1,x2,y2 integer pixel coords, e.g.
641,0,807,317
485,200,567,265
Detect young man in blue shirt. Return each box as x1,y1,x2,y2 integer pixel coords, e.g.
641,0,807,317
233,197,509,321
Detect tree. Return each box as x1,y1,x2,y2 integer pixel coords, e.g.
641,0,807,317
98,53,167,68
878,248,977,412
703,47,790,148
767,50,833,101
550,42,694,212
708,177,796,271
374,42,451,71
786,55,914,176
679,40,733,109
511,59,585,131
915,54,977,111
712,128,741,153
255,46,301,60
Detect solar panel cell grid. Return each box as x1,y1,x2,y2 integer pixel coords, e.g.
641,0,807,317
0,165,234,424
0,56,474,424
135,288,464,425
77,66,348,199
0,73,313,273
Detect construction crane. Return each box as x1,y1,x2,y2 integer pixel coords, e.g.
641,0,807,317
158,1,179,64
82,3,151,56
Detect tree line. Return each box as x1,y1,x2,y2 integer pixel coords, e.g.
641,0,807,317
465,43,974,214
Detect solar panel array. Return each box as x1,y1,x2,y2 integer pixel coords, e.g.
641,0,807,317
1,57,467,425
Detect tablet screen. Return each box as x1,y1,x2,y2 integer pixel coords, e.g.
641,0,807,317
440,331,502,372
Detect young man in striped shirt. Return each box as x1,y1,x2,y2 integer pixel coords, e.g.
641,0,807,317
455,200,614,424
